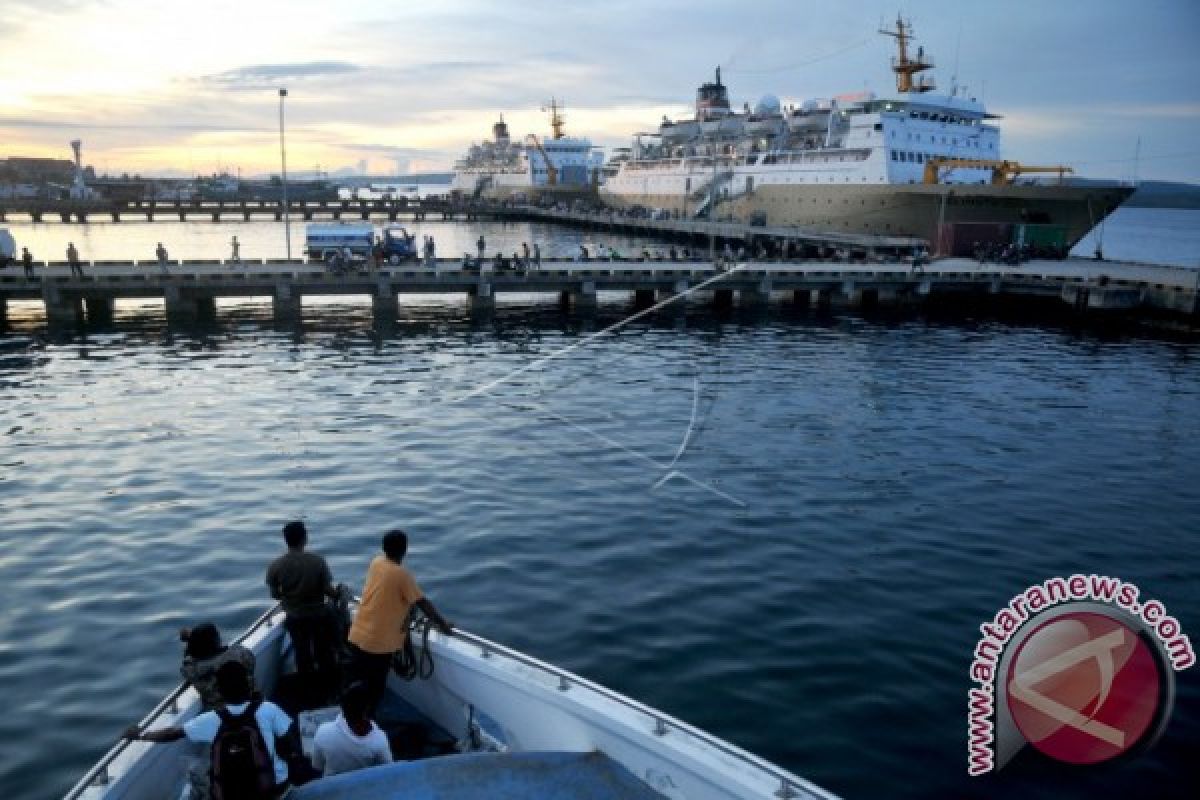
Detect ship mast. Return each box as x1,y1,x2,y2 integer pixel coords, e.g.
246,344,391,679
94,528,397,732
879,15,936,93
543,98,566,140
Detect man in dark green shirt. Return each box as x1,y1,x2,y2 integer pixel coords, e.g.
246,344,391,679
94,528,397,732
266,521,339,685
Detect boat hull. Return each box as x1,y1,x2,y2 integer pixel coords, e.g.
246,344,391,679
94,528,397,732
600,182,1134,250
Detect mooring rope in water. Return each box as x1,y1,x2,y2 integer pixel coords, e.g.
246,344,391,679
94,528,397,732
451,264,747,404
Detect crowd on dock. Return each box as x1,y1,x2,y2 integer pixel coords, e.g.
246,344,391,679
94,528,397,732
123,522,453,800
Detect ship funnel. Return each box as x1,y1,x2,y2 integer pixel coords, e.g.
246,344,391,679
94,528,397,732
695,66,731,121
493,115,510,143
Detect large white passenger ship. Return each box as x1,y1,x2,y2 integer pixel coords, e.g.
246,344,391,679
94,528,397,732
450,102,605,200
601,18,1133,249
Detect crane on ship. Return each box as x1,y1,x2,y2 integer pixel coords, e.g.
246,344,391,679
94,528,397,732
923,157,1074,186
525,134,558,186
526,99,568,186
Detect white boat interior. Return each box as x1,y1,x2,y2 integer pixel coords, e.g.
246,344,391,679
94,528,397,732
66,605,838,800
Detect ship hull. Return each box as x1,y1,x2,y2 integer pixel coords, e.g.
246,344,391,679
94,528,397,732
600,182,1133,250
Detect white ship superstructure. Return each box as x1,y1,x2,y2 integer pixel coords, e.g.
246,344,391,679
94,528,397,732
601,18,1131,248
451,103,604,199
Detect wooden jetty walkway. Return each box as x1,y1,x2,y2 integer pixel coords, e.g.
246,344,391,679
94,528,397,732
2,256,1196,328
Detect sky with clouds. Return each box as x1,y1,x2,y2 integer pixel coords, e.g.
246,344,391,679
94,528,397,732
2,0,1198,182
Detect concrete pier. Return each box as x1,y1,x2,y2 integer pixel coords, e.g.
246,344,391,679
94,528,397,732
1,257,1196,328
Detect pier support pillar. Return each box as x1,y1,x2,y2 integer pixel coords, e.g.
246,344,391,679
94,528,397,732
0,296,7,327
739,277,772,307
835,280,862,308
84,295,114,325
917,279,932,297
567,281,597,312
196,296,217,321
42,285,83,327
809,289,831,309
272,283,302,323
372,281,398,326
165,286,216,324
656,279,689,306
468,282,494,313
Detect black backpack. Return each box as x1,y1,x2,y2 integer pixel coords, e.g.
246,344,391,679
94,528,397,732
210,698,276,800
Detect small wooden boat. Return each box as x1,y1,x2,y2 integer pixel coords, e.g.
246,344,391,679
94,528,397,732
65,605,838,799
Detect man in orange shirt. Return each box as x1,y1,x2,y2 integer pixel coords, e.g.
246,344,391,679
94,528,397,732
348,530,453,713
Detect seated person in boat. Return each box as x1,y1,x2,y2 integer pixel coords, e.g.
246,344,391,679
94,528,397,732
347,529,454,714
311,681,392,777
180,622,257,710
125,661,296,800
266,521,341,688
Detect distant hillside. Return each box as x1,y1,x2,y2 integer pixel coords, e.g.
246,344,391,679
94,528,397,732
1124,180,1200,209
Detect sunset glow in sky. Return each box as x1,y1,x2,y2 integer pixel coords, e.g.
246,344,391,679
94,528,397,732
3,0,1198,181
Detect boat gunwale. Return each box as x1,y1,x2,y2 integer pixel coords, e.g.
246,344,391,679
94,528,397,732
61,603,286,800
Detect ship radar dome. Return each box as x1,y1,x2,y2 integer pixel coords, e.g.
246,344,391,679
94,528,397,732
754,94,781,116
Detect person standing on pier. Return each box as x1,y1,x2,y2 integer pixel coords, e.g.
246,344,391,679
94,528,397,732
522,242,530,265
155,242,169,274
347,530,453,715
230,235,241,266
21,247,34,279
532,242,541,269
266,520,341,695
476,234,485,260
66,243,83,277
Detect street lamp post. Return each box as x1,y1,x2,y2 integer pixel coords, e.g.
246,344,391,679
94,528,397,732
278,87,291,261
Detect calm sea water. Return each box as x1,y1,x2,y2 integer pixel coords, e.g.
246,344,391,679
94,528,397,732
1,210,1198,799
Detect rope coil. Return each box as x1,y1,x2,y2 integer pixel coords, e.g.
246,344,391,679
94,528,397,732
392,609,435,681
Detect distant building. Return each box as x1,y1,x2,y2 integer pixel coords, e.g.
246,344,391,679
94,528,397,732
0,157,76,185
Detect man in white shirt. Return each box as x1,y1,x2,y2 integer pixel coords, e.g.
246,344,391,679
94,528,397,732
312,681,393,777
126,660,295,798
